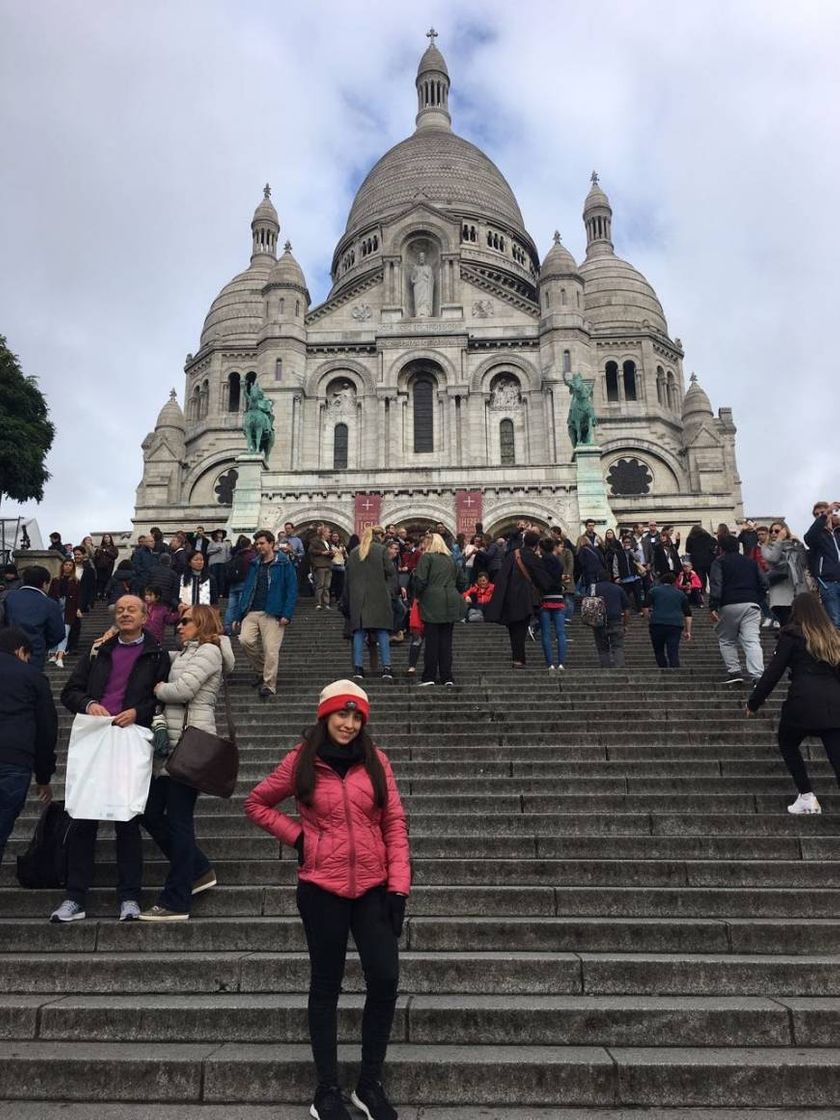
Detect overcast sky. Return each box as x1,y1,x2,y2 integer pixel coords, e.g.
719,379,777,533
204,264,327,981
1,0,837,544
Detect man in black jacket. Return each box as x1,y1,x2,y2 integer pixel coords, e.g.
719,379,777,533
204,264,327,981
0,629,58,865
709,535,768,684
50,595,169,923
804,501,840,629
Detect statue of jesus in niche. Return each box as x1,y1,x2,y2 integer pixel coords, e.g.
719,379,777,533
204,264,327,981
410,251,434,318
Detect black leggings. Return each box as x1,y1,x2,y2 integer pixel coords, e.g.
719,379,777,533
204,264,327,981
296,880,399,1089
507,619,530,663
778,723,840,794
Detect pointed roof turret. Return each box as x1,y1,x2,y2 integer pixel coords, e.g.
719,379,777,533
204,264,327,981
267,240,309,298
251,183,279,262
682,372,714,429
415,28,451,132
541,230,579,277
154,388,185,432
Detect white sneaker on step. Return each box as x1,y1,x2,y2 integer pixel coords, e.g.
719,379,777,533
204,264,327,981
788,792,821,815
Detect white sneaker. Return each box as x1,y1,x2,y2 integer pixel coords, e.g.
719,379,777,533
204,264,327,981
761,618,773,629
119,900,141,922
788,792,821,815
548,665,557,673
50,900,85,923
556,664,566,671
47,654,57,664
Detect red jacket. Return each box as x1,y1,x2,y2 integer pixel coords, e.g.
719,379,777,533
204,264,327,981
244,743,411,899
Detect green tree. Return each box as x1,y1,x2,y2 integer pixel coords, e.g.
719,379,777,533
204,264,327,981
0,335,55,506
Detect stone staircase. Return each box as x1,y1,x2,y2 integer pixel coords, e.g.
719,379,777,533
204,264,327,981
2,598,840,1118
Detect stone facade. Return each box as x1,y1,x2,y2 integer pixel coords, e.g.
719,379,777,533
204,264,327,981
133,34,744,541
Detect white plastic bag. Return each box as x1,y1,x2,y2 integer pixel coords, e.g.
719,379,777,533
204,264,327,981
65,715,154,821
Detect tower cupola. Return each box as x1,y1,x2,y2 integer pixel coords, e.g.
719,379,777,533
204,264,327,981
415,28,451,132
251,183,279,262
583,171,614,259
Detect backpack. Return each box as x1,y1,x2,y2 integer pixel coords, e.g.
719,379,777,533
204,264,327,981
225,551,250,585
580,584,607,628
16,800,73,889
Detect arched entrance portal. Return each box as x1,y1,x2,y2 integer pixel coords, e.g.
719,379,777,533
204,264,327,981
485,515,552,540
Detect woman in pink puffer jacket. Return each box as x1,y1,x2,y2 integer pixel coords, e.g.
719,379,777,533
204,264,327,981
244,678,410,1120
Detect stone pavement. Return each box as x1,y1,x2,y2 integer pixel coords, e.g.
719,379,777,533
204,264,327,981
2,600,840,1114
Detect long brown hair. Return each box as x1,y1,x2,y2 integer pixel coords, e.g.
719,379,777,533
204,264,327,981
789,593,840,667
293,719,386,808
187,604,222,645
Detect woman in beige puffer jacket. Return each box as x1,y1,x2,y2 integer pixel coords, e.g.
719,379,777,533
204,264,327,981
139,606,235,921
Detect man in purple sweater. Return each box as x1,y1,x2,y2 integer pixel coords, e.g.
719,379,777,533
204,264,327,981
51,596,169,923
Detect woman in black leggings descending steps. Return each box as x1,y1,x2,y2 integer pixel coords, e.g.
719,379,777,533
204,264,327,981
747,593,840,814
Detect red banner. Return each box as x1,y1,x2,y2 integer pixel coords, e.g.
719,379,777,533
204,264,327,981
454,490,483,539
354,493,382,537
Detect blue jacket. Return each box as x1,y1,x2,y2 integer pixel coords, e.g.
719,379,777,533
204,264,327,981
238,554,297,621
3,587,66,671
804,515,840,582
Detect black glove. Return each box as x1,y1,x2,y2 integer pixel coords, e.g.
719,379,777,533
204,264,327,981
386,892,407,938
294,833,305,866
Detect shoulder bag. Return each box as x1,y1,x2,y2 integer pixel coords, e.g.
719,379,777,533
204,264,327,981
165,673,239,798
514,549,542,609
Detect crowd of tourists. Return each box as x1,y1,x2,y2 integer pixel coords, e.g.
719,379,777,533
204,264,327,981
0,501,839,1119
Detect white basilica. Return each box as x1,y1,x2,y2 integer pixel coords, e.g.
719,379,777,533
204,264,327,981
134,32,744,540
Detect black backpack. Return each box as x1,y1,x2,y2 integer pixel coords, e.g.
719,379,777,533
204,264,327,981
16,801,73,889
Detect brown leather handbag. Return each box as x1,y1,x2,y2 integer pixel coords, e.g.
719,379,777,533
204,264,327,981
165,675,239,798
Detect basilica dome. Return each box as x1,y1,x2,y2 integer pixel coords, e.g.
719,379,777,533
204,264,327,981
579,254,668,334
345,129,526,238
200,262,273,348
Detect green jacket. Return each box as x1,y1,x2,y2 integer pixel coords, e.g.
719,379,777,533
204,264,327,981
414,551,465,624
344,541,394,631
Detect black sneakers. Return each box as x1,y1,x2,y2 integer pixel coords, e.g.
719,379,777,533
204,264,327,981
351,1081,398,1120
310,1085,351,1120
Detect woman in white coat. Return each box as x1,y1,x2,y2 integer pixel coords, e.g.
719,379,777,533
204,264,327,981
140,605,235,921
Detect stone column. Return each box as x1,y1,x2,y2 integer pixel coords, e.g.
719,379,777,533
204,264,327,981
572,444,615,536
228,453,267,536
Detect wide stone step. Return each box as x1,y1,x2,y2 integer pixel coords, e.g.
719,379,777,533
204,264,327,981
4,883,840,919
6,992,831,1047
1,1039,839,1107
0,1107,831,1120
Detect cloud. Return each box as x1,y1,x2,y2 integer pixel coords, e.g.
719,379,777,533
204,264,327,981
1,0,837,542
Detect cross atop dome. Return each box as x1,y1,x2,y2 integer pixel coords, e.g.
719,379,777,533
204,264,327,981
591,170,599,185
263,183,271,199
553,231,562,244
426,27,438,42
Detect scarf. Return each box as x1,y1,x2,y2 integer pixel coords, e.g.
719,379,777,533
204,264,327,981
317,737,365,779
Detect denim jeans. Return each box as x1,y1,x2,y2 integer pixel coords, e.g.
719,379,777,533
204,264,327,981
353,629,390,670
0,764,31,866
819,580,840,629
224,583,244,633
141,776,211,914
564,595,575,622
540,608,568,667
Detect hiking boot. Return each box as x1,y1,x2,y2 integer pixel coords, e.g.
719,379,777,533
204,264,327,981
49,900,85,924
192,870,217,895
351,1080,398,1120
119,900,141,922
788,792,821,815
310,1084,352,1120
